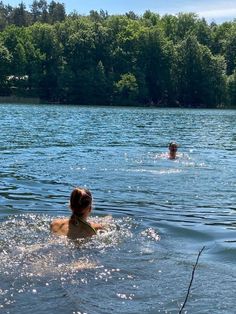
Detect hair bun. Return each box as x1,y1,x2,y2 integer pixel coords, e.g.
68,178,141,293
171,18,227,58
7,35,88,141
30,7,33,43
70,187,92,214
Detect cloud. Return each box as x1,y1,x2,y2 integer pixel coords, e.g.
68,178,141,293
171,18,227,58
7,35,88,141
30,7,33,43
197,8,236,19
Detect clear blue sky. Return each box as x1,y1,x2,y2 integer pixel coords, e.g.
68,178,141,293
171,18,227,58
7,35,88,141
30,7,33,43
5,0,236,23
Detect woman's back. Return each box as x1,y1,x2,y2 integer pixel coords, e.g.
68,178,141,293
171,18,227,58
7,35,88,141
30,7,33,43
50,217,96,239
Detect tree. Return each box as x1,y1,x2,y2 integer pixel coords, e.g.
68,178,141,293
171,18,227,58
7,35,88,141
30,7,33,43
8,2,31,27
194,18,213,47
143,10,160,26
224,26,236,75
176,35,226,107
211,21,233,55
0,42,11,94
1,26,27,75
30,23,63,100
125,11,139,20
30,0,48,23
48,1,65,23
137,28,176,105
0,1,11,30
114,73,138,105
227,70,236,106
91,60,110,105
0,9,234,107
175,13,199,41
160,14,178,42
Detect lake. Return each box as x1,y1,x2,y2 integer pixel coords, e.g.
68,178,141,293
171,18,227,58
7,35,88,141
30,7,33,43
0,104,236,314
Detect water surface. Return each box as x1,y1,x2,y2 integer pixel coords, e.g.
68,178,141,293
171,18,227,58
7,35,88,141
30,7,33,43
0,104,236,313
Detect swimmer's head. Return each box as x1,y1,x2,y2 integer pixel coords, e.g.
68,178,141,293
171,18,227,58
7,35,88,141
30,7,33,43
168,142,178,152
70,187,92,217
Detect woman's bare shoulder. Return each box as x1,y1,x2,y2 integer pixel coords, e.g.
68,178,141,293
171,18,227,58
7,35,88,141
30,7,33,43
90,215,113,230
50,218,68,231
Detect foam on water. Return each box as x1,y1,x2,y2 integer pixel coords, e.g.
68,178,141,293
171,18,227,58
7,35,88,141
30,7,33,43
0,213,163,313
1,105,236,313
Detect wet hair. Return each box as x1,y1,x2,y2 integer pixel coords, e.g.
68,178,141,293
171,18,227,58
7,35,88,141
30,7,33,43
70,187,92,216
169,142,178,150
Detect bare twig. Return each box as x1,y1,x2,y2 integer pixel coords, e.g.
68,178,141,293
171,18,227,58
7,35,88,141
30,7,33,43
179,246,206,314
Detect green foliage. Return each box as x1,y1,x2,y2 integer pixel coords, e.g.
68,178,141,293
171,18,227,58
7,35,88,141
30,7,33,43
114,73,138,104
48,1,65,23
0,1,235,107
176,35,227,107
224,26,236,75
227,71,236,106
0,42,11,94
1,26,27,75
137,27,176,105
143,10,160,26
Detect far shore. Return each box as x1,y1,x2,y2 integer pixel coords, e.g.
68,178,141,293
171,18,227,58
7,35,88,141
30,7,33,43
0,96,40,104
0,96,235,109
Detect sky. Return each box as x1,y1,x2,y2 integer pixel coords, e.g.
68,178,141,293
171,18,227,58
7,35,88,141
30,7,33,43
5,0,236,24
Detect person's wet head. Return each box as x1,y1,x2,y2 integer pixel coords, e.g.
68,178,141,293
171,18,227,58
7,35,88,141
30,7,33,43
50,187,107,239
70,187,92,219
169,142,178,151
168,142,178,159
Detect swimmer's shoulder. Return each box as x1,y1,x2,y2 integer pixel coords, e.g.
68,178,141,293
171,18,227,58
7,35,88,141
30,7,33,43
50,218,68,233
90,221,104,231
89,215,113,231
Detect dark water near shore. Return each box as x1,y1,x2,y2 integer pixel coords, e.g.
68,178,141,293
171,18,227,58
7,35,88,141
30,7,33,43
0,104,236,314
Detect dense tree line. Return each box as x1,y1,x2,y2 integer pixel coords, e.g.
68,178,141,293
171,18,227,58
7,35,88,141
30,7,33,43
0,1,235,107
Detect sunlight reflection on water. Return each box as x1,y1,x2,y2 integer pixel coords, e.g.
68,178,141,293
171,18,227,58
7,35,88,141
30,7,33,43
0,105,236,313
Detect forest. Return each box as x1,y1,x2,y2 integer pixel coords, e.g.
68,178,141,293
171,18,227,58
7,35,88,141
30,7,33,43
0,1,235,107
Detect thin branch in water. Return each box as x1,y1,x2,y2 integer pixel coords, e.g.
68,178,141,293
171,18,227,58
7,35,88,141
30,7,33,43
179,246,206,314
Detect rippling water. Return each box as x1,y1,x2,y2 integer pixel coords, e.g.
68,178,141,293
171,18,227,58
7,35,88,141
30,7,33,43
0,104,236,314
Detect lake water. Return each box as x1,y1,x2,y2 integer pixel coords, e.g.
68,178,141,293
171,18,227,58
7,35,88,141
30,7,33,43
0,104,236,314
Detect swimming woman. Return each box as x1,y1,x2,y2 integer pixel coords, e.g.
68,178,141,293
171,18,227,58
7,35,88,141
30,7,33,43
168,142,178,159
50,187,105,239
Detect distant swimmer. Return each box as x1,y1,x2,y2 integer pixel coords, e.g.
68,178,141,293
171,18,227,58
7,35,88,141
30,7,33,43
168,142,178,159
50,187,105,239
